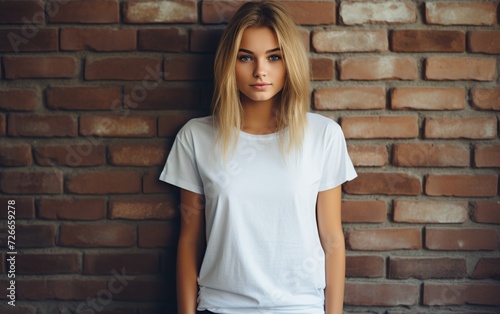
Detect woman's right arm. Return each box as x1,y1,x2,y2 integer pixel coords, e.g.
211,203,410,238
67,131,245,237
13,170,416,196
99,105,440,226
177,189,206,314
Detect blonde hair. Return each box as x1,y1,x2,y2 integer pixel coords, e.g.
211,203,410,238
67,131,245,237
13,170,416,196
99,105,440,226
212,0,310,160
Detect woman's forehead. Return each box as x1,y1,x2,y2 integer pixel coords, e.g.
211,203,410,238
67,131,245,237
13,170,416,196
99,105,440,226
238,26,279,52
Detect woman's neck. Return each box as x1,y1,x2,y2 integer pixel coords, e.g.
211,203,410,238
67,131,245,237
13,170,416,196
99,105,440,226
241,97,278,135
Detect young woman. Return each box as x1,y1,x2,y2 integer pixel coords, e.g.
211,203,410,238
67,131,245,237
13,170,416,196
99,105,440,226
159,1,357,313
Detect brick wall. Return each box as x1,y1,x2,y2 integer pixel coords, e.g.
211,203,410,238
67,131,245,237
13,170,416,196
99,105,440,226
0,0,499,313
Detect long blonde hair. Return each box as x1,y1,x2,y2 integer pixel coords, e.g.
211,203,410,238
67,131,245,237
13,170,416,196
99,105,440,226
212,0,310,160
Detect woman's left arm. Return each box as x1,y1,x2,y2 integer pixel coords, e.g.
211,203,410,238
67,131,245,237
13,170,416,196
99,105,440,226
317,185,345,314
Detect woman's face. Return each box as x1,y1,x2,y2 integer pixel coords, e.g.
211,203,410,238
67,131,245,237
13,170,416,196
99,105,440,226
235,26,286,106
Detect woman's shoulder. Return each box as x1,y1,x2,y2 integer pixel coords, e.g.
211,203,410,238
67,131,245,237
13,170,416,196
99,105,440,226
179,115,214,133
306,112,342,133
175,115,215,142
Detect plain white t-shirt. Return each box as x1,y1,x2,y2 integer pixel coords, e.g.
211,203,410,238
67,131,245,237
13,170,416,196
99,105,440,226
159,112,357,314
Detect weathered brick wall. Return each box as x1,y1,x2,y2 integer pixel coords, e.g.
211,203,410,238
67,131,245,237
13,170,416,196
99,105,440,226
0,0,499,313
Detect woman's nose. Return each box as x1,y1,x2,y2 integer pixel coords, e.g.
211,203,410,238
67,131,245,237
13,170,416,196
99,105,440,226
253,59,268,78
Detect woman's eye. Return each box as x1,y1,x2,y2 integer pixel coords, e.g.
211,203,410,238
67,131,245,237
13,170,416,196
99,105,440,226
239,55,252,62
268,55,281,61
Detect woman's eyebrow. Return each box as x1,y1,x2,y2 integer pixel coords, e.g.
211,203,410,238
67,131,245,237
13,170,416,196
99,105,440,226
238,47,281,54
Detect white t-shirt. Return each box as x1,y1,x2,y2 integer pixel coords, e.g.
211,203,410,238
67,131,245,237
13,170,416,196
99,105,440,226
159,112,357,314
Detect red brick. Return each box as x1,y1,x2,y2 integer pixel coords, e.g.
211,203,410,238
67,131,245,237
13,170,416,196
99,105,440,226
9,114,77,137
281,1,336,25
346,255,385,278
109,143,167,166
425,117,497,139
0,88,37,111
310,58,334,81
65,171,142,195
159,113,206,138
17,253,80,274
392,30,465,52
59,223,135,247
391,87,465,110
394,200,468,224
0,305,36,314
139,28,188,52
424,283,500,305
426,2,497,26
0,114,5,136
469,30,500,54
83,252,160,275
164,55,214,80
15,224,56,248
342,116,418,139
425,57,496,81
84,306,137,314
143,170,177,194
3,56,77,79
46,86,121,111
49,0,119,23
61,28,136,51
347,145,388,167
0,170,63,194
345,172,421,195
313,30,388,52
200,0,244,23
34,144,105,167
314,87,385,110
9,278,48,300
80,115,156,138
426,174,498,197
0,197,35,219
299,28,310,52
425,228,498,251
340,56,418,80
201,0,335,25
340,0,417,25
124,85,201,110
342,200,386,223
472,88,500,110
38,198,106,220
138,223,178,248
110,197,177,220
346,228,421,250
393,143,469,167
389,257,466,279
472,258,500,279
111,279,173,302
345,283,419,306
85,56,162,81
190,28,223,52
0,143,32,166
472,201,500,224
0,0,44,24
0,28,57,52
14,278,106,300
475,144,500,167
124,0,197,23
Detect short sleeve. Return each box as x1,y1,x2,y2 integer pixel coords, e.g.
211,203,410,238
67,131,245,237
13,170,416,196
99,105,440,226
159,124,204,195
318,123,357,191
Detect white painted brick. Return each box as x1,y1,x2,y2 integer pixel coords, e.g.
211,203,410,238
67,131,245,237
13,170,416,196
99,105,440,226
313,30,388,52
125,0,197,23
340,0,416,25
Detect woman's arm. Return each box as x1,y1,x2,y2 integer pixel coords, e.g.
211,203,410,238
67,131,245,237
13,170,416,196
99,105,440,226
177,189,206,314
317,185,345,314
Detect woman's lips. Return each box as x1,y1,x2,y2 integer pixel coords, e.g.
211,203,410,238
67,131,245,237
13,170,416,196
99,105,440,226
250,83,271,90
